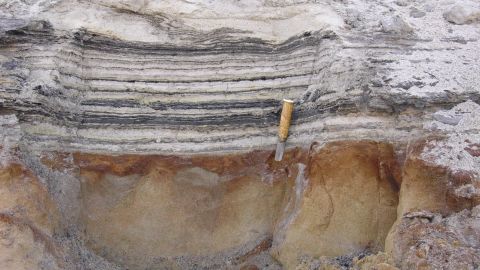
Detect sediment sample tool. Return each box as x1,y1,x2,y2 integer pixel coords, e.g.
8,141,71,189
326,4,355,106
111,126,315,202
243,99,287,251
275,99,294,161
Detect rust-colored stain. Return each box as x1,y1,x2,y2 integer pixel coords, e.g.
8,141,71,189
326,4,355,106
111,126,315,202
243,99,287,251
41,147,310,185
465,143,480,157
40,152,72,171
308,141,402,191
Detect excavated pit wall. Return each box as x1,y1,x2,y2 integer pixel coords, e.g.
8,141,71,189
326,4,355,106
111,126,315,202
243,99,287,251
2,138,403,270
1,126,479,270
1,0,480,269
1,100,480,270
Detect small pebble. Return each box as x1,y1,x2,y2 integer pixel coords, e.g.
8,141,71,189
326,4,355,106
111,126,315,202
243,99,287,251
395,0,408,7
380,15,414,34
410,7,426,18
444,4,480,25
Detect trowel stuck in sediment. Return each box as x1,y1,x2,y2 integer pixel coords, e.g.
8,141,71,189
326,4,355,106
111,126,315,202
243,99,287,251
275,99,294,161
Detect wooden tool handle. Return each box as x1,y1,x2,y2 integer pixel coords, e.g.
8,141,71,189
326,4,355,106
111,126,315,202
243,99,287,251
278,99,294,142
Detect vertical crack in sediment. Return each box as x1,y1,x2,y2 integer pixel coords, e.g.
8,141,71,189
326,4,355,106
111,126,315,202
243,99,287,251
294,163,308,212
318,173,334,231
273,162,307,247
375,145,381,247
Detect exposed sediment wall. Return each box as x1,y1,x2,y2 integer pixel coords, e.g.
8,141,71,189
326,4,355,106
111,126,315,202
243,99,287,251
1,0,480,269
2,0,480,154
1,139,403,269
1,131,479,269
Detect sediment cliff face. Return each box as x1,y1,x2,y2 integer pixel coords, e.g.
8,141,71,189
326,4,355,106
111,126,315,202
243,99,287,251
1,0,479,269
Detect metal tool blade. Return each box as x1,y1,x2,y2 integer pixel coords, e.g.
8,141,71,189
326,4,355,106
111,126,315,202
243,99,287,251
275,141,285,161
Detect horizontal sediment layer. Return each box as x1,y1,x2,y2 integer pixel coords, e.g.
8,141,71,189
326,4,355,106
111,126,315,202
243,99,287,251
1,0,480,154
